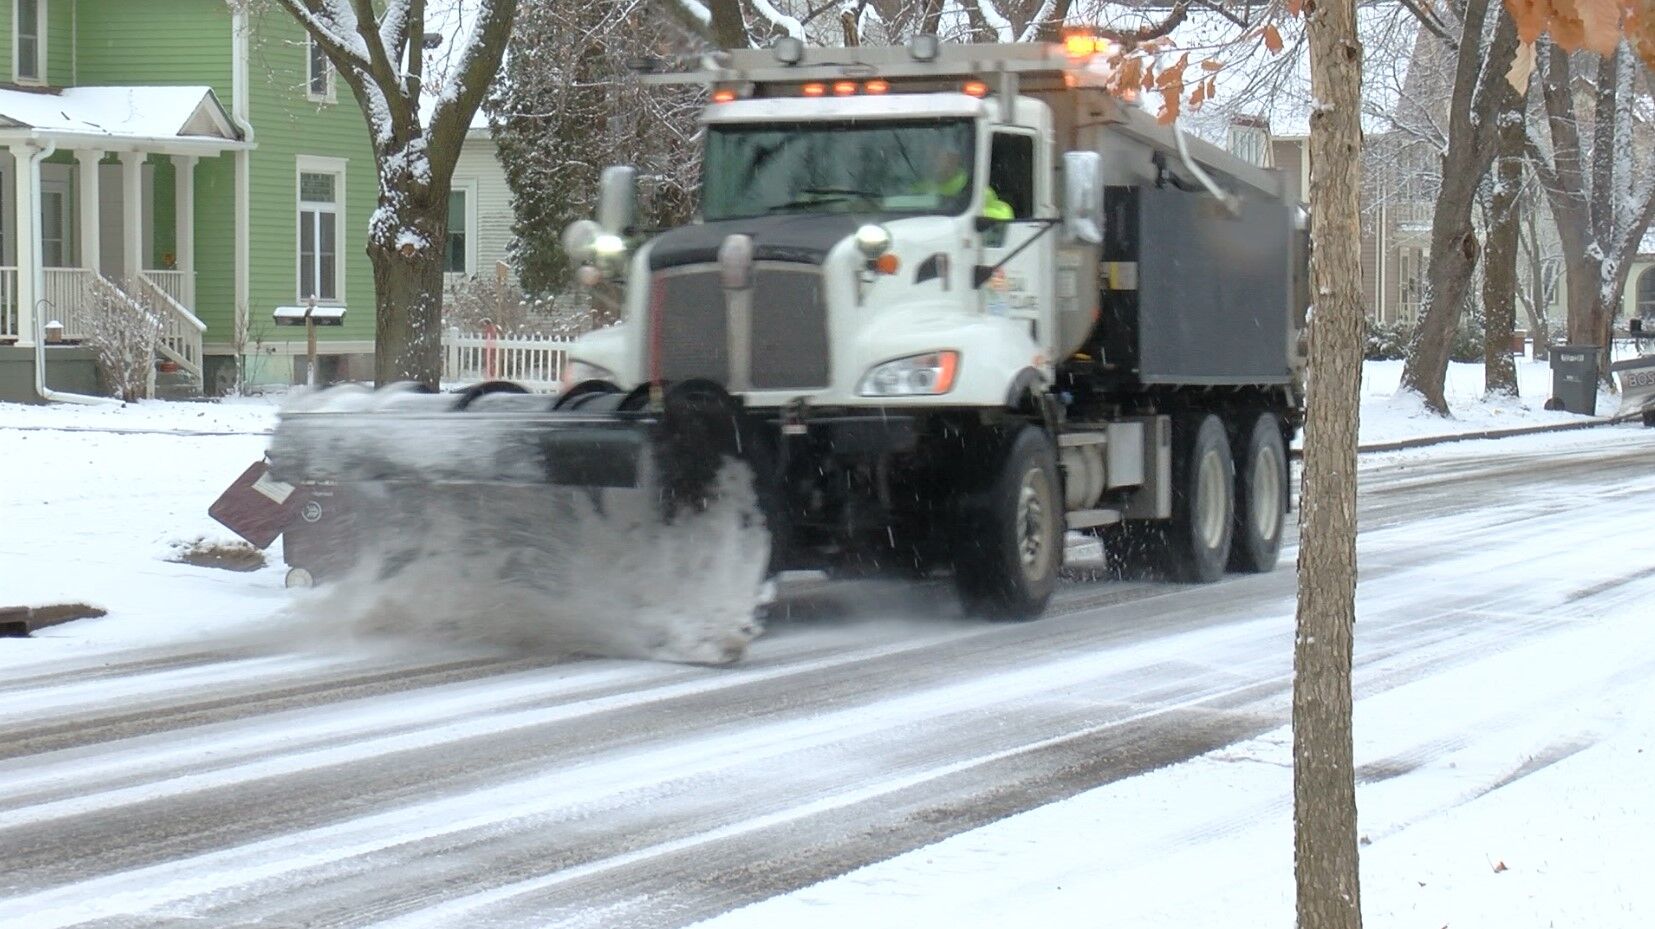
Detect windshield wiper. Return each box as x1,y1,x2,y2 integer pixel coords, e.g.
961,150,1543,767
766,187,879,213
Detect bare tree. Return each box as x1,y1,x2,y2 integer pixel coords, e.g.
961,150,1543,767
243,0,518,388
1527,41,1655,379
1397,0,1521,414
1296,0,1366,924
1482,84,1526,397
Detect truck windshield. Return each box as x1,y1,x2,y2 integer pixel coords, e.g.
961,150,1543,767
702,119,976,221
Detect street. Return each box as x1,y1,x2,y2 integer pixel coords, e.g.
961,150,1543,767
2,426,1653,928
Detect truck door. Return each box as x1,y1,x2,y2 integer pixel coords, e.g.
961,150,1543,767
979,129,1050,344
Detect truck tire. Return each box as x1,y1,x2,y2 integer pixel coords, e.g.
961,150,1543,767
1229,412,1288,573
1162,413,1235,583
955,426,1062,620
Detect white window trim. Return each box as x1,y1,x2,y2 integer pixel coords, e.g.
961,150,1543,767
446,180,479,277
13,0,47,86
306,34,337,104
295,155,348,305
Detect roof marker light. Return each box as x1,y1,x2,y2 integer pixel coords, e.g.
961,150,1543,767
712,88,738,103
833,80,858,96
865,79,890,94
802,82,826,97
962,80,989,98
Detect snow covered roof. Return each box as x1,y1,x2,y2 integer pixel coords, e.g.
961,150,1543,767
0,85,247,152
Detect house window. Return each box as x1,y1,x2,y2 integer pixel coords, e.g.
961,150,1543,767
1228,121,1270,167
14,0,45,84
298,170,340,301
445,189,468,274
1638,267,1655,319
307,35,334,102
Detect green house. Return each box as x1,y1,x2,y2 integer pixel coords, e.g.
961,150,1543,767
0,0,378,401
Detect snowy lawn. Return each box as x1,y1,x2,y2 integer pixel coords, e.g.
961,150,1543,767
1354,357,1624,445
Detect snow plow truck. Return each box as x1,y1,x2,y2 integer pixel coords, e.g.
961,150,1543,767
263,37,1308,622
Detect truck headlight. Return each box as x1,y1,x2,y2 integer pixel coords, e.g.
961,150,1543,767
857,351,959,396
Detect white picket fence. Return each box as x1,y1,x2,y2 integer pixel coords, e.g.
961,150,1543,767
442,328,573,392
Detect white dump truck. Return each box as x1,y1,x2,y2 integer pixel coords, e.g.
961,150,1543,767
267,37,1308,621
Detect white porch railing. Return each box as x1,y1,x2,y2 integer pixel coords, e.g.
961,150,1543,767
0,267,16,340
43,268,99,340
136,272,206,381
442,328,571,392
143,269,192,310
6,267,204,384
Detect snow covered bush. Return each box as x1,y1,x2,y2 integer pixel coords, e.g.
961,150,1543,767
83,281,164,403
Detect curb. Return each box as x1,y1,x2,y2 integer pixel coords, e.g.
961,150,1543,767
1287,412,1644,461
0,603,108,637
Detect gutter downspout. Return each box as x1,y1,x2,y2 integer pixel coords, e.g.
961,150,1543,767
230,8,256,387
28,135,116,405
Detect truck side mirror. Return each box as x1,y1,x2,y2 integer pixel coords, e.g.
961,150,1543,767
1062,151,1104,245
597,165,638,235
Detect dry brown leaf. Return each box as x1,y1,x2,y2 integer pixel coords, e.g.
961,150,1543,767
1119,56,1144,93
1201,58,1221,71
1190,81,1207,106
1492,859,1509,873
1263,24,1285,54
1506,40,1537,91
1288,0,1304,16
1576,0,1626,54
1158,87,1181,124
1207,75,1219,100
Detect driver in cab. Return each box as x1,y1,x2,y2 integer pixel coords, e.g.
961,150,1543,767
918,149,1013,220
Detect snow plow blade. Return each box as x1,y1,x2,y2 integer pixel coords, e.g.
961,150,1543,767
265,380,744,499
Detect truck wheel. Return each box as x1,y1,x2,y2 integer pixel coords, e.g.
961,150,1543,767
1162,414,1235,583
955,426,1062,620
1229,412,1288,573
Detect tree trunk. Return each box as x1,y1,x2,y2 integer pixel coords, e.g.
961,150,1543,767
1482,111,1523,398
1521,210,1551,361
1297,0,1365,926
1397,0,1518,414
369,194,449,387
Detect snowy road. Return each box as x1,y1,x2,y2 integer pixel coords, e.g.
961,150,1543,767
2,426,1653,928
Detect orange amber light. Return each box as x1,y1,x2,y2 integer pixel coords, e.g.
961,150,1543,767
802,82,827,97
873,253,901,275
712,88,738,103
962,80,989,97
865,79,890,94
833,81,858,96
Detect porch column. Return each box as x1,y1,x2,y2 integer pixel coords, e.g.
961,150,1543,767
76,149,103,276
9,143,42,346
173,156,197,310
118,151,144,285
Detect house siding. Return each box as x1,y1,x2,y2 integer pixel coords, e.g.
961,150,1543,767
451,132,516,283
242,12,376,349
75,0,237,336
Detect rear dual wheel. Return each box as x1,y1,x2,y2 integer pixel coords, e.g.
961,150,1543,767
1229,412,1288,573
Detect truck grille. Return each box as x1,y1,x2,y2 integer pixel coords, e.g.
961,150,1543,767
650,263,829,391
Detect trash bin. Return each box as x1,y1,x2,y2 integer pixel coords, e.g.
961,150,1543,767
1548,345,1601,415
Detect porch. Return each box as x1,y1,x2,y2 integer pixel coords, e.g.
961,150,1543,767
0,85,249,395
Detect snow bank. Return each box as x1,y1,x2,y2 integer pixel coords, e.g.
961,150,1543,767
1355,358,1619,446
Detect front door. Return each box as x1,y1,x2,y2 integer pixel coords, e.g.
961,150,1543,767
979,129,1049,346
